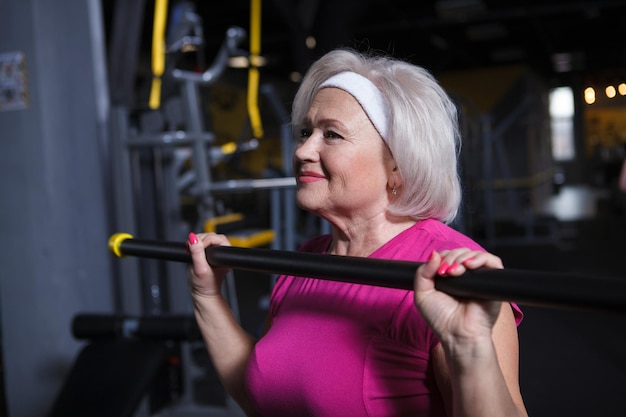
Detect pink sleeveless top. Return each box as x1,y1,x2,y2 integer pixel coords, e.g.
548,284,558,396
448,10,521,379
245,219,523,417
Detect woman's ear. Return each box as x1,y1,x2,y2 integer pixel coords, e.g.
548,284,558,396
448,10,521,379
388,164,400,185
388,165,402,194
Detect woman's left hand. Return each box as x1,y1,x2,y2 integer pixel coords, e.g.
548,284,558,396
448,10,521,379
413,249,504,345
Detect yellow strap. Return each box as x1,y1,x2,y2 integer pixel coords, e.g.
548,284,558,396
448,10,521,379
149,0,168,109
247,0,264,138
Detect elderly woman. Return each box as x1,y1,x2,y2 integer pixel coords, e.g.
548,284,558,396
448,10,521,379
187,48,527,417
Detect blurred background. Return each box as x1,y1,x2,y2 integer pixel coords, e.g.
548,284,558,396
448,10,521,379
1,0,626,416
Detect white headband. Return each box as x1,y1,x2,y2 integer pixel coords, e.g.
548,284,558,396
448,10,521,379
319,71,389,141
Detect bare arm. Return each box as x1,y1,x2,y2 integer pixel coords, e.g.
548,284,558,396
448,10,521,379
187,232,263,417
415,249,528,417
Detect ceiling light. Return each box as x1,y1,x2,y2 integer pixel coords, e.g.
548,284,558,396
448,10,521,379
228,55,267,68
584,87,595,104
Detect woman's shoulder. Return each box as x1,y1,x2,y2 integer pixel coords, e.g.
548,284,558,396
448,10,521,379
371,219,484,262
411,219,484,251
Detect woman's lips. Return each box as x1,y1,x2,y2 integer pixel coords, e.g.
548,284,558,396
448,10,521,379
298,171,326,183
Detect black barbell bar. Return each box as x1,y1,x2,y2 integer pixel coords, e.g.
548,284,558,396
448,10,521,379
109,233,626,314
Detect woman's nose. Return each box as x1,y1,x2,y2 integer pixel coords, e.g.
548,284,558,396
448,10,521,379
294,135,319,162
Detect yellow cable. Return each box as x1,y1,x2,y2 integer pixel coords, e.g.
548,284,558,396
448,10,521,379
247,0,264,139
149,0,168,109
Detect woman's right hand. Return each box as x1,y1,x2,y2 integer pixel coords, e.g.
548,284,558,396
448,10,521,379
187,232,233,298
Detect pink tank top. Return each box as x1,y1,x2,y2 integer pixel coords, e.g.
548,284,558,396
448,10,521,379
245,219,523,417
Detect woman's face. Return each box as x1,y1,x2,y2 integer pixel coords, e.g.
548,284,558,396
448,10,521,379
293,87,395,224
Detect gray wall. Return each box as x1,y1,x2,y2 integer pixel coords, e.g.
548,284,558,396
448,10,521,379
0,0,115,415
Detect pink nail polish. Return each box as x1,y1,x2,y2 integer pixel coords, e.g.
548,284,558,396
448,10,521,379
462,257,475,265
446,262,459,273
437,262,449,275
188,232,198,245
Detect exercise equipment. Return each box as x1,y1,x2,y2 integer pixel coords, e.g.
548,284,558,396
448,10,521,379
109,233,626,314
48,339,173,417
149,0,168,109
247,0,263,139
48,314,199,417
204,212,275,248
72,313,201,341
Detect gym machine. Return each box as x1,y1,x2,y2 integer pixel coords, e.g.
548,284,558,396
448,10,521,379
51,1,298,415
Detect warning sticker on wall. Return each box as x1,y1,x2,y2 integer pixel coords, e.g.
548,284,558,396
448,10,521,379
0,51,29,111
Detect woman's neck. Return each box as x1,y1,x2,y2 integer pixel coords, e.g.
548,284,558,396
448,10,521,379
328,216,416,257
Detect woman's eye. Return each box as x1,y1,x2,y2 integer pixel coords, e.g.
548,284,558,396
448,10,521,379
299,128,312,139
324,130,342,139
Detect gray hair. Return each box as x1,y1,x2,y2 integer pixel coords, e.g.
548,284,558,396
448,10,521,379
291,48,461,223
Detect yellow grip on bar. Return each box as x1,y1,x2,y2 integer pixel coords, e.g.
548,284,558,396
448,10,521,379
108,233,134,258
